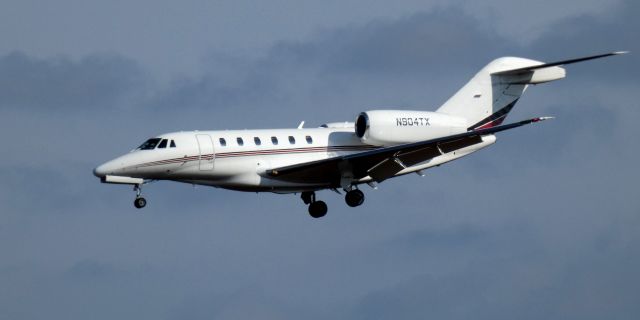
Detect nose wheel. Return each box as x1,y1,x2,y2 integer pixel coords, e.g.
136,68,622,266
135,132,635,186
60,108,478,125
301,191,328,218
134,197,147,209
133,184,147,209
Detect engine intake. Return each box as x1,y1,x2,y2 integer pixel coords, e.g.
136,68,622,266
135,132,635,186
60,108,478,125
355,113,369,138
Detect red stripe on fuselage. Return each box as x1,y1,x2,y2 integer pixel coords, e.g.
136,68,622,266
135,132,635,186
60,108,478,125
474,114,508,130
128,145,377,169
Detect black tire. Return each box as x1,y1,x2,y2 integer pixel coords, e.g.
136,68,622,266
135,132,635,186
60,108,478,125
345,189,365,207
308,201,328,218
134,197,147,209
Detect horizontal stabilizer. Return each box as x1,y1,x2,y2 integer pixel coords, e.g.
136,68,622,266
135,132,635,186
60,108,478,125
492,51,628,76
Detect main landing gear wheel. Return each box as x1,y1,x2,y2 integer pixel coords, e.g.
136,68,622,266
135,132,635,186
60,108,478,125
134,197,147,209
302,191,328,218
345,189,365,207
308,201,328,218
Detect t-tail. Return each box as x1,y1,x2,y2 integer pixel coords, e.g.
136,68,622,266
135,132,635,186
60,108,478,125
436,52,628,130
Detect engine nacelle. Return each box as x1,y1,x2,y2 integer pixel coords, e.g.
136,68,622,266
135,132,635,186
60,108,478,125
355,110,468,146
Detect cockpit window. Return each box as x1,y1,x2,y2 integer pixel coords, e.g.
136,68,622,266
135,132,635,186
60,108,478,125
137,138,161,150
158,139,168,148
170,140,176,148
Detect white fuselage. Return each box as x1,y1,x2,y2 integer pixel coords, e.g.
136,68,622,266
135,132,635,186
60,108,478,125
94,125,496,193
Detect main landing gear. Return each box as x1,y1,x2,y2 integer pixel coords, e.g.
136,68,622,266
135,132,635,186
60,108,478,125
345,189,365,207
301,191,328,218
133,184,147,209
301,188,366,218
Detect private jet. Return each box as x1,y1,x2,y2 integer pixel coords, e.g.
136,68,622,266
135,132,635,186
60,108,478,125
94,52,625,218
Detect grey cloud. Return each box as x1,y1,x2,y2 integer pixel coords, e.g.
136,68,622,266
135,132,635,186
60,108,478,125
313,8,513,75
1,1,639,320
353,273,496,320
147,2,634,131
169,288,297,320
526,0,638,81
0,165,82,216
148,7,519,127
382,223,489,252
0,52,149,111
352,234,640,320
65,259,124,279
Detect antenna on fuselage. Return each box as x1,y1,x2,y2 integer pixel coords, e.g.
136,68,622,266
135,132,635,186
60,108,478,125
297,121,305,129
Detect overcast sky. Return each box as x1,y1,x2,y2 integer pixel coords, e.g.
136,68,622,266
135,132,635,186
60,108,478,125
1,1,638,319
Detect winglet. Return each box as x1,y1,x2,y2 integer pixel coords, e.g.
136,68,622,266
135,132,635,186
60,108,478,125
532,116,554,122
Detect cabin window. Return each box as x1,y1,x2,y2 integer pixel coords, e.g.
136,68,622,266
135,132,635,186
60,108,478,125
158,139,168,149
254,137,261,146
237,137,244,146
271,136,278,145
137,138,161,150
170,140,176,148
288,136,296,144
219,138,227,147
305,136,313,144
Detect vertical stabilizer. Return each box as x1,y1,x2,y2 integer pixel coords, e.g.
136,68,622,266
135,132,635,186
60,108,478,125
437,57,556,130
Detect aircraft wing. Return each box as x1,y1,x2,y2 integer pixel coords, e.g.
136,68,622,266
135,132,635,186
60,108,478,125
266,117,552,185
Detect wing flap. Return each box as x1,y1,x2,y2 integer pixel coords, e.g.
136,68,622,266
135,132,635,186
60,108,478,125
396,146,442,167
439,135,484,153
367,157,407,182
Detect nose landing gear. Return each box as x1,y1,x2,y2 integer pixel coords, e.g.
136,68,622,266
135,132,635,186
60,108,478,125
301,191,327,218
133,184,147,209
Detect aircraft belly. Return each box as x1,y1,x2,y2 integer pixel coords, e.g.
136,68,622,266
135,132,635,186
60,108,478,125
176,153,333,191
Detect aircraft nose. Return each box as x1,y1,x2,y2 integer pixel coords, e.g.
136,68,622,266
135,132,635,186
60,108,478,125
94,160,121,178
93,163,108,178
93,154,133,178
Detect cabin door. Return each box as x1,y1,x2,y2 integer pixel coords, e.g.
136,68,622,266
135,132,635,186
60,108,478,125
196,134,215,171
